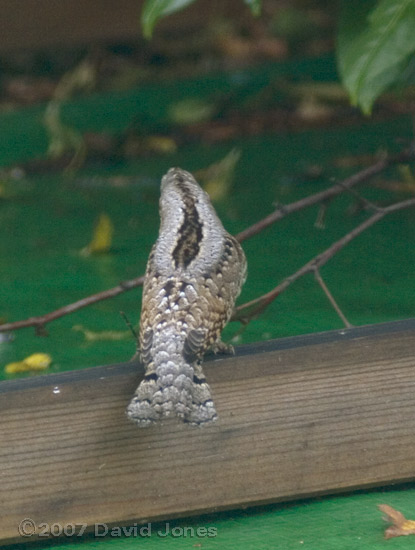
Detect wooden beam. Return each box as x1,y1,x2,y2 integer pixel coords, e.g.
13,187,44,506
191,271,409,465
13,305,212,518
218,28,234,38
2,319,415,543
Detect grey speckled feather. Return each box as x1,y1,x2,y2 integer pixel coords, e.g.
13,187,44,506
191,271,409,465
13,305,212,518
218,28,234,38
127,167,246,426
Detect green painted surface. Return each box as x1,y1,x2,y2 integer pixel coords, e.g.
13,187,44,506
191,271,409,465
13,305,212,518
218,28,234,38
5,489,415,549
1,57,415,548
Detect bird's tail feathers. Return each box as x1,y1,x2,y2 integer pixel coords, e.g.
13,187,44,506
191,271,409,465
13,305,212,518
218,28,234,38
126,359,217,426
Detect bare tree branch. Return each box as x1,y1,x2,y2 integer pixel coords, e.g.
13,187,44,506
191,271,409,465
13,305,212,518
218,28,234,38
235,147,415,242
233,198,415,323
0,276,144,334
314,268,353,329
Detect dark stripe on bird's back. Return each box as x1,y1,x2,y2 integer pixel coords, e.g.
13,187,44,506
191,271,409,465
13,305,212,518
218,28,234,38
172,184,203,268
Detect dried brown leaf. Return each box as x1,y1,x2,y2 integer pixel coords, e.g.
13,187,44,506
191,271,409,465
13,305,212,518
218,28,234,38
379,504,415,539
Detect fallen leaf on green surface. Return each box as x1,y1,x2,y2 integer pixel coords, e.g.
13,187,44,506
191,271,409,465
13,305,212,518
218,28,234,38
197,148,241,202
143,136,177,154
397,164,415,189
168,98,216,125
72,325,131,342
379,504,415,539
5,353,52,373
44,57,97,171
81,213,114,255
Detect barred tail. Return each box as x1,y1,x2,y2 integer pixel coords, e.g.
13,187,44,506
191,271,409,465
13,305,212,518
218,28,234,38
126,359,217,426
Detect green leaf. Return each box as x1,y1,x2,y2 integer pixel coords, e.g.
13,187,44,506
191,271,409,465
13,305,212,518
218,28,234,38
244,0,261,16
141,0,261,38
337,0,415,114
141,0,197,38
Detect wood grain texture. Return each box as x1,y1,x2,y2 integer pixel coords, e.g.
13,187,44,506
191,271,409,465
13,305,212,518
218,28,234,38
1,319,415,543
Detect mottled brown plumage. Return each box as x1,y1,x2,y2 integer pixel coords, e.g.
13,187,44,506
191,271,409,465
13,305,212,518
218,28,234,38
127,167,246,426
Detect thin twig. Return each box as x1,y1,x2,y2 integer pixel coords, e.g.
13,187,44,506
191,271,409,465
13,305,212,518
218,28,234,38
235,148,415,242
0,276,144,334
314,267,353,328
120,310,139,348
233,198,415,322
336,180,381,213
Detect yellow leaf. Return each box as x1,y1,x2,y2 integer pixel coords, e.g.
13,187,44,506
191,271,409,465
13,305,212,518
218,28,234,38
72,325,131,342
198,149,241,202
168,98,216,125
24,353,52,369
82,213,114,255
144,136,177,154
379,504,415,539
5,362,27,374
398,164,415,187
5,353,52,373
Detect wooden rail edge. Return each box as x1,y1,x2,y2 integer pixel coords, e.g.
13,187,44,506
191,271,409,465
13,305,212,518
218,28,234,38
1,318,415,544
